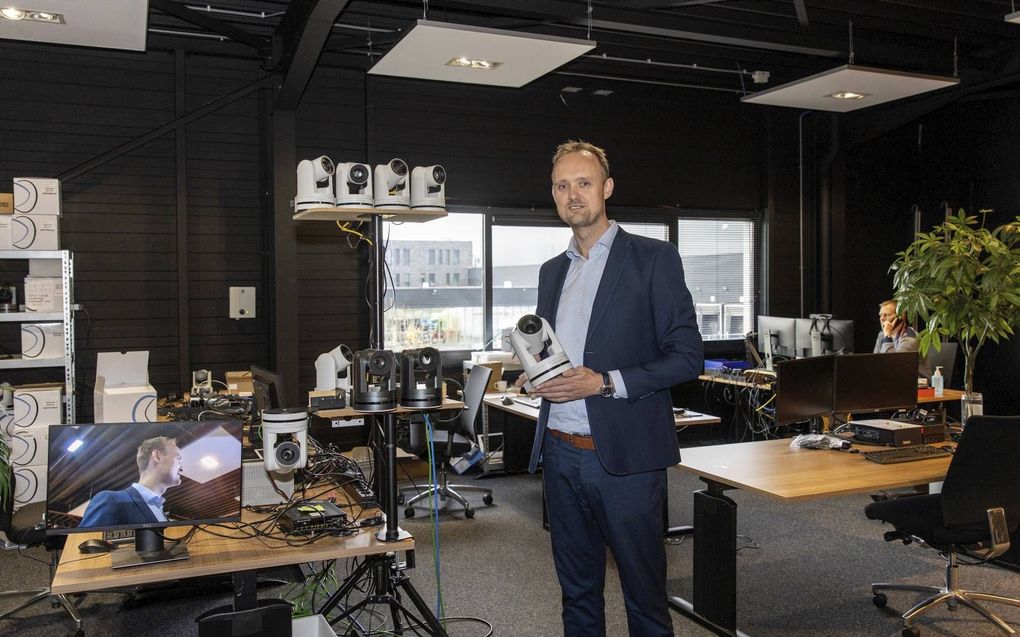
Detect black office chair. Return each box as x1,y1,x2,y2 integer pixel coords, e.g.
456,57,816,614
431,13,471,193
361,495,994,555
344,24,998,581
0,468,82,635
399,364,493,519
865,415,1020,637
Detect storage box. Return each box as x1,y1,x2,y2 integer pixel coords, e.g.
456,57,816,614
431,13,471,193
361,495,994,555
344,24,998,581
6,424,49,467
21,322,64,359
225,370,254,396
0,193,12,215
24,276,63,312
12,464,46,511
13,383,63,428
292,615,335,637
29,259,62,277
0,214,12,251
12,214,60,250
13,177,61,216
94,351,158,422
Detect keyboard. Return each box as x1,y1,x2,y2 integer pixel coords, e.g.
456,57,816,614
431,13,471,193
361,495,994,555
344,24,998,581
514,396,542,409
862,445,953,464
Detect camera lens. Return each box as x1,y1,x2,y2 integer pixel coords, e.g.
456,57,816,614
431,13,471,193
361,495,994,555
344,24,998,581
432,165,447,185
390,159,407,176
417,347,440,371
518,314,543,335
369,350,393,374
349,164,369,184
319,157,335,174
275,441,300,467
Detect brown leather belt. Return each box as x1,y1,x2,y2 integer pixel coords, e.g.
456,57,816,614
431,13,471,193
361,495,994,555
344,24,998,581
548,428,596,450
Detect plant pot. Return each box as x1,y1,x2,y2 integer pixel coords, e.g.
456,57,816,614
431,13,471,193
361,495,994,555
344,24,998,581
961,392,983,424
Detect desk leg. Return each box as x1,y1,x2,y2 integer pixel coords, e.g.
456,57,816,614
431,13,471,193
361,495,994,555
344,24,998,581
669,482,749,637
233,571,258,611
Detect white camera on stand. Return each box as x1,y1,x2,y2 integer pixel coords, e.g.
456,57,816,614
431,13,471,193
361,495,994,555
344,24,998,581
373,158,410,209
410,165,446,211
294,156,336,212
509,314,574,392
335,162,373,207
261,407,309,474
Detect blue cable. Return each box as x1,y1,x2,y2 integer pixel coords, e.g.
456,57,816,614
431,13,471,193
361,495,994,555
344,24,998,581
424,413,444,619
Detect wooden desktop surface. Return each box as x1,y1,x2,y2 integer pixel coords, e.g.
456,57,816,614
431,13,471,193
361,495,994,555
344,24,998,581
676,438,953,502
483,393,721,427
52,502,413,595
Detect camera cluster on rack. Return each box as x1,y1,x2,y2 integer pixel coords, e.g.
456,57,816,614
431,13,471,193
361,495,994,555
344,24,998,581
294,156,447,212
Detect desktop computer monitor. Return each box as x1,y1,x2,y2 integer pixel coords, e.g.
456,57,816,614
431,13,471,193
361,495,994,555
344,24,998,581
757,316,797,358
832,352,918,414
45,420,243,569
794,318,854,357
251,365,287,412
774,355,835,426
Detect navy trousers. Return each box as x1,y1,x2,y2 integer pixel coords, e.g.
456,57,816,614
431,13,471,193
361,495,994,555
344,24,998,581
542,431,673,637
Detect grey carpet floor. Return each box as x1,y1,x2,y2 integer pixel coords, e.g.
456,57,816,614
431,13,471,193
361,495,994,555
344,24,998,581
2,467,1019,636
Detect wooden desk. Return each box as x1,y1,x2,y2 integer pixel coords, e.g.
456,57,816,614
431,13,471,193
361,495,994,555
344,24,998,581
52,508,414,596
670,438,953,636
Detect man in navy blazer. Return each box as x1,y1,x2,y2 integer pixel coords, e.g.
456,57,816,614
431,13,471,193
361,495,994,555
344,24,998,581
80,436,184,528
519,141,702,636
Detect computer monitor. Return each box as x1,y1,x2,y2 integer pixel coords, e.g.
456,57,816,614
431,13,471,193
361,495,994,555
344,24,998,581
757,316,797,360
45,420,243,569
774,355,835,426
794,317,855,357
832,352,918,414
251,365,287,412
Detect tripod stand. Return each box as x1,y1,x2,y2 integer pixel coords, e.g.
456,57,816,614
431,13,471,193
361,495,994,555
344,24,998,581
316,215,449,636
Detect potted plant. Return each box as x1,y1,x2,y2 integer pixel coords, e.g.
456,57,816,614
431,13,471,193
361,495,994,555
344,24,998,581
891,209,1020,417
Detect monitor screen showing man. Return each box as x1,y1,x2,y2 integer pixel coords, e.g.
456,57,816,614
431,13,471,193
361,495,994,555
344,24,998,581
79,436,183,527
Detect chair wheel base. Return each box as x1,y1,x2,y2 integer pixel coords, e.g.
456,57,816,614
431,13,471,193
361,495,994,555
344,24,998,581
482,494,493,505
873,593,888,608
404,507,416,518
464,508,475,519
902,626,920,637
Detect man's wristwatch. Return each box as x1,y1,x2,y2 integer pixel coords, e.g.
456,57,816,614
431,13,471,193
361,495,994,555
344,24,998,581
599,372,615,398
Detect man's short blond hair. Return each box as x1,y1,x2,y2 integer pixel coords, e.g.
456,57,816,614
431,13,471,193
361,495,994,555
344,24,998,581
879,299,898,312
137,436,177,474
551,140,610,179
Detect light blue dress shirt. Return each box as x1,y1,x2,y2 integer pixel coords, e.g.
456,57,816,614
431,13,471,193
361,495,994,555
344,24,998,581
131,482,168,522
547,222,628,436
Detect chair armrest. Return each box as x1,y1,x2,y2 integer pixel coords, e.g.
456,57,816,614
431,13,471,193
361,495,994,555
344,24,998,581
965,507,1011,560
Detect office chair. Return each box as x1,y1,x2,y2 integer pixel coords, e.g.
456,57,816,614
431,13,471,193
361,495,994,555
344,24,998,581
865,415,1020,637
0,468,82,635
399,364,493,519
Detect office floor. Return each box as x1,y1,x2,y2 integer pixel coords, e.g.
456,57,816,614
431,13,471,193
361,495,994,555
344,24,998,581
2,466,1019,637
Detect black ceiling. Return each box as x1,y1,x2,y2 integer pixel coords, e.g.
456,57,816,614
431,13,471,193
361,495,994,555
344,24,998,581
143,0,1020,97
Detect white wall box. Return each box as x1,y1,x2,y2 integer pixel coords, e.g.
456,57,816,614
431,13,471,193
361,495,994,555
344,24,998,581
12,383,63,429
5,424,49,467
21,322,64,359
12,215,60,250
94,350,157,422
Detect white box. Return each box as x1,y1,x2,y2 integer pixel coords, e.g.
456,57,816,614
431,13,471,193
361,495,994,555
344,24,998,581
13,383,63,429
292,615,335,637
94,351,157,423
21,322,64,359
13,177,61,216
12,464,46,510
0,214,12,251
5,425,49,467
29,259,62,277
12,214,60,250
24,276,63,312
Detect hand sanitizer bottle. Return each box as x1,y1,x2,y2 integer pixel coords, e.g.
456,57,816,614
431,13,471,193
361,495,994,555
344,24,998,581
932,366,944,397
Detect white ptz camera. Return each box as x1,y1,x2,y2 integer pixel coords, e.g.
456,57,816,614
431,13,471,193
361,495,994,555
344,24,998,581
190,369,213,405
315,344,353,393
335,162,374,207
509,314,574,392
294,155,336,212
261,407,309,474
410,165,447,211
373,158,410,209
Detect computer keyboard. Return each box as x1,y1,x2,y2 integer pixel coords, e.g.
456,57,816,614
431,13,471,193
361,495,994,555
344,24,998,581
862,445,953,464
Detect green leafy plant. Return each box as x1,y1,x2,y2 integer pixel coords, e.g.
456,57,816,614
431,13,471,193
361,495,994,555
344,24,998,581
892,209,1020,395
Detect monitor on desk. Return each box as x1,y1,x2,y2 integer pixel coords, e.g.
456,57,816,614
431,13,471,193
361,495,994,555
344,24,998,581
756,316,797,360
774,355,835,425
832,352,918,414
45,420,243,569
251,365,287,412
794,317,854,357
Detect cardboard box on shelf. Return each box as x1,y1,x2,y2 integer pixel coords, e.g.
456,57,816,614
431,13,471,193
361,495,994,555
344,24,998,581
29,258,62,277
94,351,157,423
21,322,64,359
13,177,61,216
0,214,13,251
24,276,63,312
225,370,254,396
0,193,12,215
12,214,60,250
12,382,63,429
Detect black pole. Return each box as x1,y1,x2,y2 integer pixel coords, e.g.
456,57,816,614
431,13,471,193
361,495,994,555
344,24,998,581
372,214,385,350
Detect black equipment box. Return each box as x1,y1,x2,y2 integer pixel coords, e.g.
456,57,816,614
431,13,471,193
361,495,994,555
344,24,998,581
279,500,348,534
852,420,925,447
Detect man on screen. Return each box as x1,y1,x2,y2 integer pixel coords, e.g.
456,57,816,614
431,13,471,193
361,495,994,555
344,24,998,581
79,436,184,527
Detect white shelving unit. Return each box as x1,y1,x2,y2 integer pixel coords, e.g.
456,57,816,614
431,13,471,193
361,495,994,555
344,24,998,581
0,250,76,424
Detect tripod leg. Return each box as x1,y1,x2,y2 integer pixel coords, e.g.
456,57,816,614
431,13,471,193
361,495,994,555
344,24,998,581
395,576,449,636
318,558,373,617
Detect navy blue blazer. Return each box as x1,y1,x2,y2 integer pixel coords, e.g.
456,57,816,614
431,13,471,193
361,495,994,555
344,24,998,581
79,486,161,528
528,228,703,475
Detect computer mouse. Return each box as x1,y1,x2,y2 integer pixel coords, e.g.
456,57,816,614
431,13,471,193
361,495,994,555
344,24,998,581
501,396,514,406
78,538,116,554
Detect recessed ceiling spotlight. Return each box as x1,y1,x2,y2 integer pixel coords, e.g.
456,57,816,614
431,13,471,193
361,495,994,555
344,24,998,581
592,89,614,96
560,86,583,93
1,7,26,20
0,7,64,23
827,91,868,100
446,57,502,70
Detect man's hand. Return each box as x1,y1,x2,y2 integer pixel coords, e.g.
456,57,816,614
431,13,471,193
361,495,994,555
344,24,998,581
532,366,603,403
882,316,904,338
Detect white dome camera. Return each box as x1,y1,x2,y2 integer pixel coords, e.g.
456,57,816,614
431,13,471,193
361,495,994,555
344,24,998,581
294,155,336,212
335,162,374,207
411,165,447,211
261,407,309,473
509,314,574,392
373,158,410,209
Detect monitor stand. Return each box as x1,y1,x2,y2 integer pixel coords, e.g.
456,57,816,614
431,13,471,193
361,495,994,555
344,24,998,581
111,528,190,569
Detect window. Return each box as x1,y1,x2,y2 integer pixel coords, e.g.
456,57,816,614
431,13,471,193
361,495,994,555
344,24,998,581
453,250,460,265
384,213,483,350
677,218,755,341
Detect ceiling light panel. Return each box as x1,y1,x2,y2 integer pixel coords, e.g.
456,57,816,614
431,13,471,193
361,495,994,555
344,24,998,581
0,1,147,51
370,20,595,88
741,65,958,113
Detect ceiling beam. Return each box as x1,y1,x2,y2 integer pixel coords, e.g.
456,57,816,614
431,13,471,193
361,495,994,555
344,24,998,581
149,0,268,51
273,0,352,111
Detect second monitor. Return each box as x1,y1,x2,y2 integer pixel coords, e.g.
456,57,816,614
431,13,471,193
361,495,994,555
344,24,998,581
794,317,854,357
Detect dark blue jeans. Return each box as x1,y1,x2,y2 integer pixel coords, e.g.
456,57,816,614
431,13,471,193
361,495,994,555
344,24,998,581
542,431,673,637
